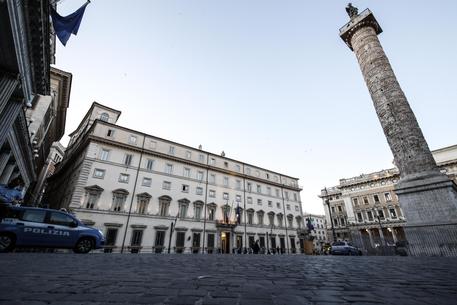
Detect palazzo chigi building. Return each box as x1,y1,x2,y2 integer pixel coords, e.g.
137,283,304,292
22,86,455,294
320,145,457,252
45,102,305,254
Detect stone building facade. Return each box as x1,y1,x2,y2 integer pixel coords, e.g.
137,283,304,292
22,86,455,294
45,102,305,254
303,214,328,251
320,144,457,251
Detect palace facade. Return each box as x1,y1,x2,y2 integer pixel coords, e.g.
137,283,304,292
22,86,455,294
320,145,457,252
45,102,305,253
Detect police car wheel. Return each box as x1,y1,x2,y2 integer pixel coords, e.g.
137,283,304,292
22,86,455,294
74,237,93,254
0,233,15,252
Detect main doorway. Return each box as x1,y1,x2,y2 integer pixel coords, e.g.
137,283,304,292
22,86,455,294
221,231,230,253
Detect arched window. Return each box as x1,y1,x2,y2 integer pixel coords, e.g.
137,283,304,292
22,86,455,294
100,112,109,122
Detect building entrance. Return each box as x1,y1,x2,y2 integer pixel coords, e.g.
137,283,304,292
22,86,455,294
221,232,230,253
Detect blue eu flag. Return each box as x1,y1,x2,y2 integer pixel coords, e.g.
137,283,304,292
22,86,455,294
50,1,90,46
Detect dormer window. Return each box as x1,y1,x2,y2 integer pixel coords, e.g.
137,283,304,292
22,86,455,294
100,113,109,122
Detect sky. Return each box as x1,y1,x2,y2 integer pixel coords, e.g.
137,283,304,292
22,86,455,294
54,0,457,215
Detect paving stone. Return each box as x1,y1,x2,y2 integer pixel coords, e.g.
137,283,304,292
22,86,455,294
0,254,456,305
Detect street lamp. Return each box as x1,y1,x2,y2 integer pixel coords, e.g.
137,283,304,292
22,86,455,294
323,188,337,243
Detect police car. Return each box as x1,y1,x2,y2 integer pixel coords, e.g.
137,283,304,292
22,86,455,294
0,204,104,253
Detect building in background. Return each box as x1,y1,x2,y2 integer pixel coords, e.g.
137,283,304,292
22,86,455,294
27,67,71,202
34,141,65,206
320,145,457,253
45,102,305,254
0,0,52,193
303,214,328,252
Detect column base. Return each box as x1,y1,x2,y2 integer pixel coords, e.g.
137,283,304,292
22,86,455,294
396,172,457,256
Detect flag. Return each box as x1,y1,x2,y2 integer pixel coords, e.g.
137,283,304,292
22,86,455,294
50,1,90,46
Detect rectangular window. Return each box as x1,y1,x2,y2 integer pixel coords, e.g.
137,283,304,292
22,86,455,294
185,151,191,159
142,177,152,187
331,206,335,213
235,164,241,172
338,206,342,212
266,173,270,179
209,190,215,198
196,187,203,195
367,211,374,221
374,194,380,203
293,193,298,201
247,197,252,204
246,167,251,175
194,206,202,220
100,149,109,161
389,208,397,218
183,168,190,178
124,154,133,166
208,208,215,221
86,193,98,209
169,146,175,155
112,194,126,212
165,164,173,174
130,230,143,246
207,234,215,248
363,197,369,205
224,161,229,168
210,158,216,165
353,198,358,205
154,231,166,249
268,201,272,207
276,202,281,208
223,192,229,200
267,187,271,195
236,180,241,190
257,199,262,205
276,189,280,197
119,173,129,183
150,140,157,149
107,129,115,137
247,183,252,192
236,195,242,202
197,171,204,181
199,154,204,163
146,159,154,171
162,181,171,190
93,169,105,179
295,205,299,211
129,135,137,145
210,174,216,184
179,204,187,218
176,232,185,252
182,184,189,193
248,213,253,225
223,176,229,187
384,192,392,201
378,209,385,220
286,204,291,210
285,191,289,200
257,184,261,193
105,228,118,246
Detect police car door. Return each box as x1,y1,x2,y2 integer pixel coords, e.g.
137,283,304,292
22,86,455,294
44,211,79,247
18,209,49,246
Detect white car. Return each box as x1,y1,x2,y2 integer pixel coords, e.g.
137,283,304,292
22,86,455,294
331,241,361,255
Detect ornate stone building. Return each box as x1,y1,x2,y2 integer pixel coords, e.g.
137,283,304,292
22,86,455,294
320,145,457,252
303,213,328,251
45,102,305,254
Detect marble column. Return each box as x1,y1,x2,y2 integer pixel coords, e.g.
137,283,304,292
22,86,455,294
390,228,398,243
367,229,375,248
340,5,457,256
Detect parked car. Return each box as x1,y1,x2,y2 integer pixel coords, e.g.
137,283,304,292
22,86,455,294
0,204,104,253
331,241,361,255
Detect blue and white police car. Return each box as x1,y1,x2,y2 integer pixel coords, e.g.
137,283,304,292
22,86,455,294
0,204,104,253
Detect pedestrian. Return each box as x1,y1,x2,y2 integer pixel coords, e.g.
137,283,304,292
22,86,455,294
253,240,260,254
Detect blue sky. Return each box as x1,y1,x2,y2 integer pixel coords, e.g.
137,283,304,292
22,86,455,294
54,0,457,214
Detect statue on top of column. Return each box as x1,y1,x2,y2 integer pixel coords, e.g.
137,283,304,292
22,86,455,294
345,3,358,19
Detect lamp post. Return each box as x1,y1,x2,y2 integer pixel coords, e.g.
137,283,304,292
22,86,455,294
323,188,337,243
167,214,178,254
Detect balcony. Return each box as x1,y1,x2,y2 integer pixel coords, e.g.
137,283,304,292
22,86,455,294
215,220,238,229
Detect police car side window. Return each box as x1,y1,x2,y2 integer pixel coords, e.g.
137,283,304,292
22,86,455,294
21,210,46,223
49,212,75,227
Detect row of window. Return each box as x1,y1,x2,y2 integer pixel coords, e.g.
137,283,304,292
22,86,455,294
99,144,298,188
93,167,299,202
352,192,393,206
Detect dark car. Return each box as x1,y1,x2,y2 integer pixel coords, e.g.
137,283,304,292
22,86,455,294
0,204,104,253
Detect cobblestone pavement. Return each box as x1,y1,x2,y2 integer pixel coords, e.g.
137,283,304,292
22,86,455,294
0,254,456,305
